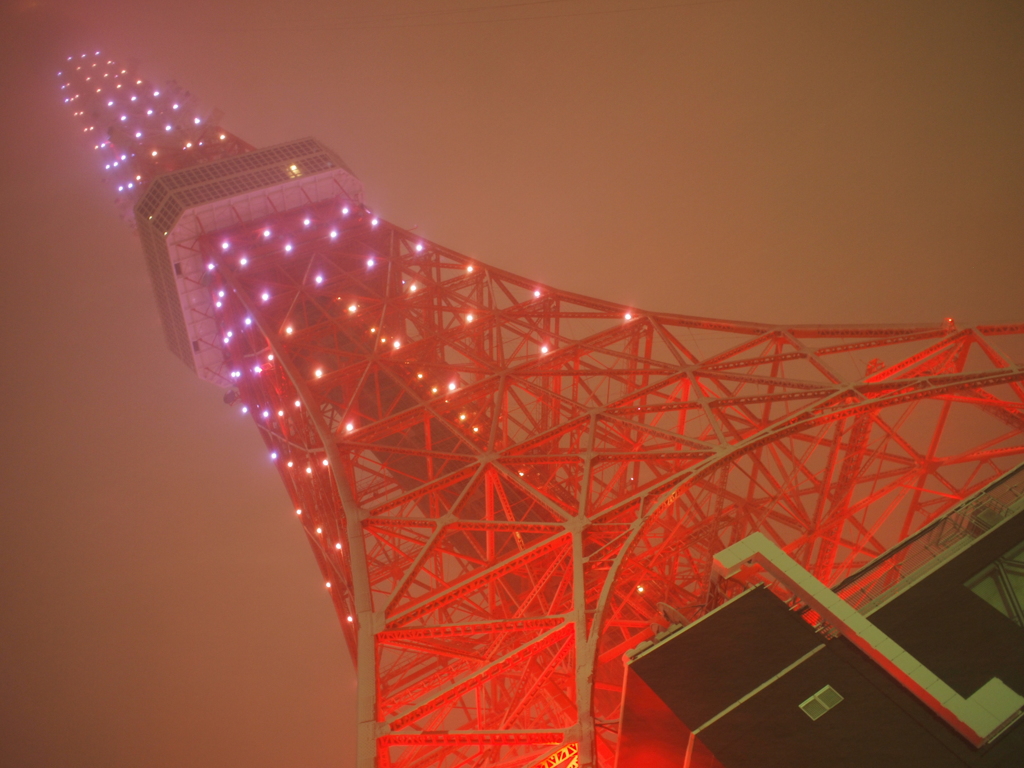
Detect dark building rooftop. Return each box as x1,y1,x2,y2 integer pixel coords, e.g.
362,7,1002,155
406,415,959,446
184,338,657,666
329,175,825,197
616,464,1024,768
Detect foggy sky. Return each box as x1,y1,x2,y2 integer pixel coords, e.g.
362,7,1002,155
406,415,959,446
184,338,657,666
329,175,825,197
1,1,1021,767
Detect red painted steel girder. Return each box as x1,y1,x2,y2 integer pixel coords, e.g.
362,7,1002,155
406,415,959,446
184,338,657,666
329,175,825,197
59,52,1024,768
204,199,1024,767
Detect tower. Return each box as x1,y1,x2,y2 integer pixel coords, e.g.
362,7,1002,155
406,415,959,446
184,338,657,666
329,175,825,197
60,52,1024,768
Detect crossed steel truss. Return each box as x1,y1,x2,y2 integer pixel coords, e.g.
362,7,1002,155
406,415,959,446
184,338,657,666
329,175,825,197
60,53,1024,768
205,200,1024,768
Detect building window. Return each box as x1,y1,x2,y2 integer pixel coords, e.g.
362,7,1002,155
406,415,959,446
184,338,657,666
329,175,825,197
799,685,843,721
966,540,1024,627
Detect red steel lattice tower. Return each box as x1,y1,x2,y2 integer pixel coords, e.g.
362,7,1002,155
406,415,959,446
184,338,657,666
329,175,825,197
60,53,1024,768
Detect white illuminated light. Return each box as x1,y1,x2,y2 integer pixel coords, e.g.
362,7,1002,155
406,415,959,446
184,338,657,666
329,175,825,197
541,345,549,354
242,406,248,413
303,218,310,226
294,400,301,407
326,582,331,588
277,410,283,416
287,461,294,467
240,257,248,266
218,291,225,298
151,150,158,156
448,382,456,391
135,132,142,138
194,117,201,124
342,207,349,215
348,304,356,313
220,134,226,140
244,317,252,326
306,467,312,474
625,312,632,320
637,586,644,593
367,258,375,268
285,326,294,334
263,229,270,238
467,266,474,273
261,292,269,301
409,284,417,293
534,290,541,298
371,218,379,227
415,243,423,252
315,275,323,284
322,459,329,466
315,369,323,378
347,615,353,622
296,509,302,515
393,340,401,349
221,241,229,250
207,263,214,270
172,103,179,110
120,115,126,121
153,90,160,96
284,243,293,253
467,314,474,322
346,423,354,432
330,230,338,239
131,96,137,101
335,542,341,549
165,125,172,132
147,109,153,115
270,452,278,459
262,410,270,418
254,366,262,374
316,527,322,534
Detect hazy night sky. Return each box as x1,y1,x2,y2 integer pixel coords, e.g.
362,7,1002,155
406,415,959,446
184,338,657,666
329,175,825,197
1,1,1021,766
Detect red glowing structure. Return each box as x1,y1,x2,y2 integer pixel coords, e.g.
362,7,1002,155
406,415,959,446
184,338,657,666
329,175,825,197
61,52,1024,768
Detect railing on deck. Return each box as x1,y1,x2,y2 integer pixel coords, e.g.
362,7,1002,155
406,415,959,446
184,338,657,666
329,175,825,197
833,464,1024,615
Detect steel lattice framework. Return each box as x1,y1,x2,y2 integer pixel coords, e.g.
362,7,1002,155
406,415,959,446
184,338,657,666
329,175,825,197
60,52,1024,768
